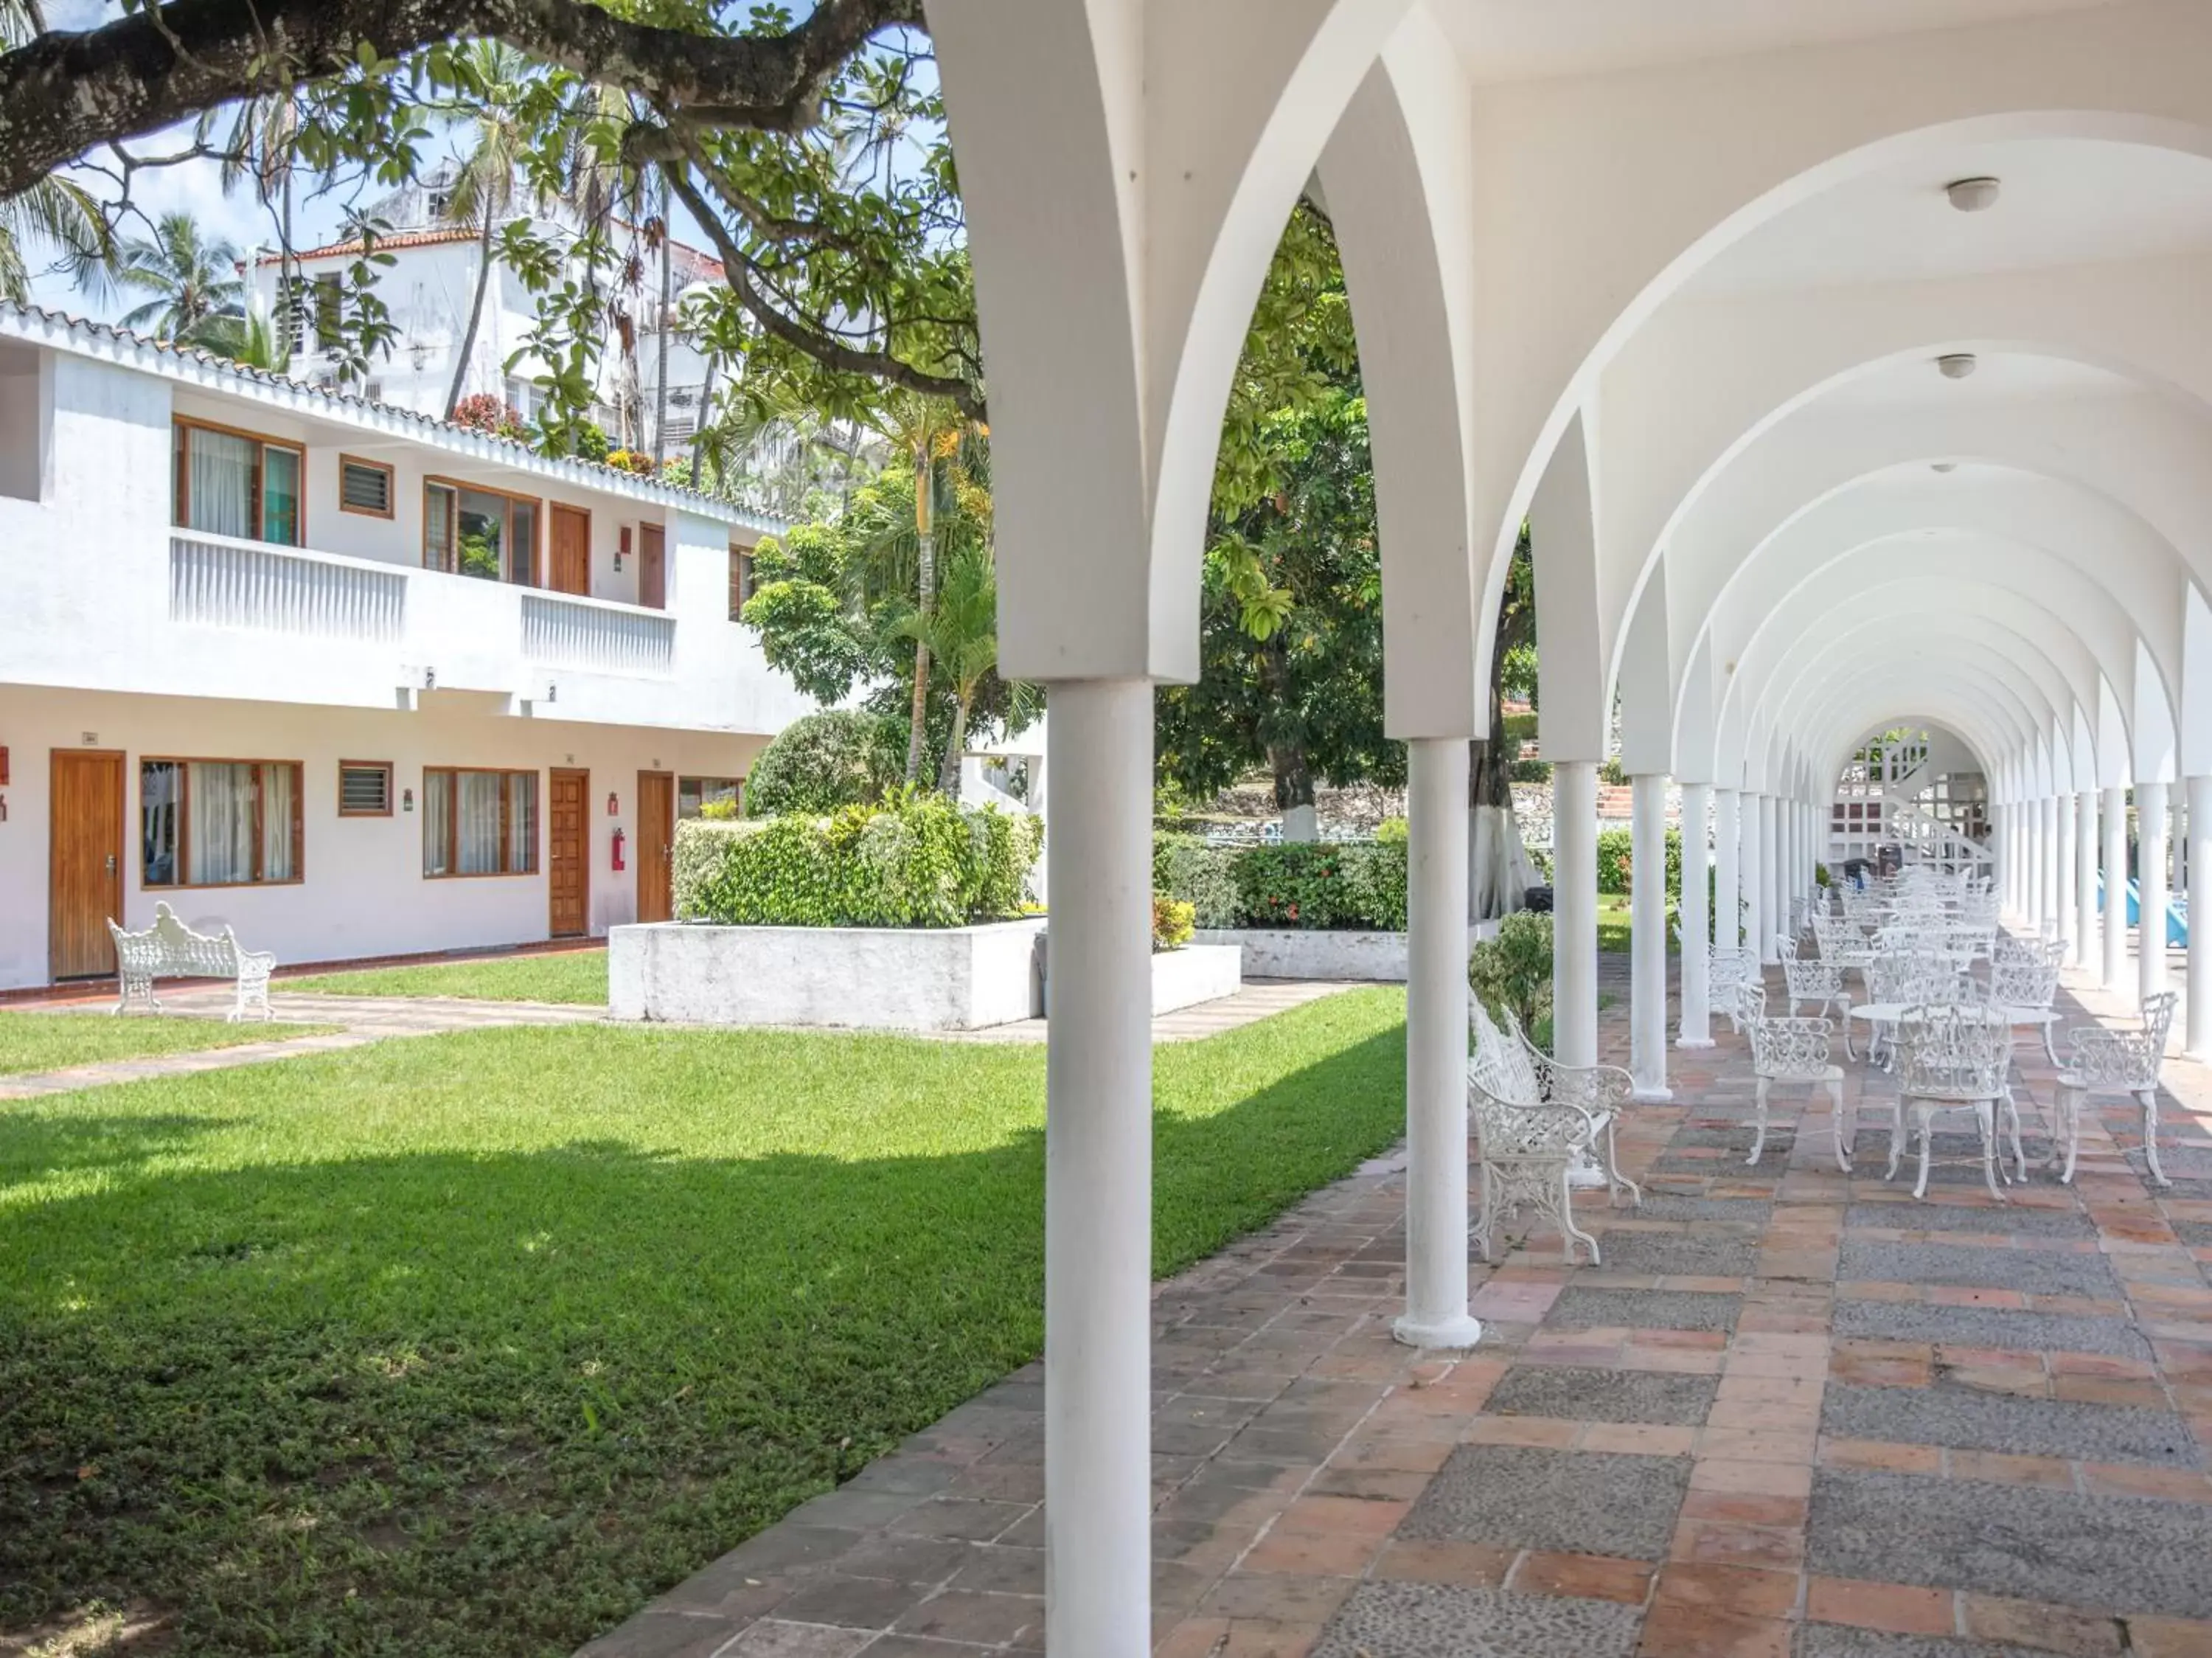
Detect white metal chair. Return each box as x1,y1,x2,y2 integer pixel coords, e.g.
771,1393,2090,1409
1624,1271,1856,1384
1469,1002,1608,1264
1781,955,1851,1023
2054,991,2177,1186
1891,1002,2021,1200
1987,950,2065,1066
1501,1008,1641,1212
106,901,278,1021
1711,945,1763,1034
1742,984,1848,1170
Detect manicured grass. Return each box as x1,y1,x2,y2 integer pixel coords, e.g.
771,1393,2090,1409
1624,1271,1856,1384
0,989,1408,1657
1598,892,1633,953
284,947,608,1005
0,1011,326,1077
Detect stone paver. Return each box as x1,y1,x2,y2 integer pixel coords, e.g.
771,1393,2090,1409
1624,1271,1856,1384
578,954,2212,1658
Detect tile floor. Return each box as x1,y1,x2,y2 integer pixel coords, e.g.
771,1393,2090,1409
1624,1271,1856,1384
579,954,2212,1658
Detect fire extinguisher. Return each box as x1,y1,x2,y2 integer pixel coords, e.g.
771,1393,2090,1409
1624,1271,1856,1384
611,828,626,873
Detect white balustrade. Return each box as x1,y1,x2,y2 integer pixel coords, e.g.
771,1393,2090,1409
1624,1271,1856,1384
520,590,675,676
170,533,407,642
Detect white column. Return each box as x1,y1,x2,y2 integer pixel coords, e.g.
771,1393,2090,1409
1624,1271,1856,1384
1630,772,1671,1100
2140,780,2170,1004
2103,785,2129,991
2189,777,2212,1059
2076,791,2098,973
1999,803,2014,915
2055,793,2077,957
1554,760,1600,1067
1714,788,1742,951
1741,793,1765,968
1758,794,1780,962
1043,679,1152,1653
2042,796,2062,935
1397,738,1483,1349
2025,800,2045,932
1679,782,1714,1047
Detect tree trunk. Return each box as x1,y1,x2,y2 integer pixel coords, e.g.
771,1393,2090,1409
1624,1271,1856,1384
1271,743,1318,841
689,355,716,490
445,208,496,417
651,187,672,465
904,437,936,786
938,687,973,797
1468,684,1537,921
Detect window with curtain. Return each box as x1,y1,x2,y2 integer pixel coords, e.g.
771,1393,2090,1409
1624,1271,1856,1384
141,759,305,887
678,777,743,819
422,769,538,877
172,421,306,546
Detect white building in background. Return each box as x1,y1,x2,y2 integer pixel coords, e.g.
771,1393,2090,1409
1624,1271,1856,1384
0,302,811,991
245,166,720,448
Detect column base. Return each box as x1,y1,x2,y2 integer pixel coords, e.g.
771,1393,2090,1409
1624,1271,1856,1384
1631,1086,1674,1103
2185,1047,2212,1065
1675,1037,1717,1050
1392,1312,1484,1350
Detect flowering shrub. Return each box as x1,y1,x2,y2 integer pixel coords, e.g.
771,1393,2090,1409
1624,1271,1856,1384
604,448,658,477
451,392,529,442
1469,911,1555,1042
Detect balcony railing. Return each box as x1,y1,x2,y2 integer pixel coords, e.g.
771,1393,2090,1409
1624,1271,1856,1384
170,533,408,642
520,590,675,676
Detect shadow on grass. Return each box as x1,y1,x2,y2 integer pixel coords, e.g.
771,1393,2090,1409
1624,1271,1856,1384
0,1023,1404,1658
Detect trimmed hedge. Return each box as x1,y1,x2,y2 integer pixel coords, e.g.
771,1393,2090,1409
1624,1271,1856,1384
1152,834,1408,932
740,710,904,818
675,793,1043,929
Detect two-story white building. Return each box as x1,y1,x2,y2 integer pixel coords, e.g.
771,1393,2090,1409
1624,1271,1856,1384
0,302,813,991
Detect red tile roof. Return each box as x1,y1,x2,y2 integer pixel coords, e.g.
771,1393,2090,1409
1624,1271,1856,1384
256,226,482,265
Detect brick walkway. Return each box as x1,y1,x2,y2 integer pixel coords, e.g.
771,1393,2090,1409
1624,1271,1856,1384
579,955,2212,1658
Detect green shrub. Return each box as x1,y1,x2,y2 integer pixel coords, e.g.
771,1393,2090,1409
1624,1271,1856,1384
1509,757,1553,783
1338,842,1409,931
1596,826,1683,896
1502,711,1540,742
697,797,741,822
1469,911,1554,1044
1374,816,1408,845
741,710,904,818
1152,836,1409,931
1152,833,1240,929
675,794,1043,928
1151,895,1195,952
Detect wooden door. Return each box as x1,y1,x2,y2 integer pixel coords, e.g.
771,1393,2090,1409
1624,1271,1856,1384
636,770,674,923
638,522,666,610
549,504,591,597
548,767,589,939
50,749,125,980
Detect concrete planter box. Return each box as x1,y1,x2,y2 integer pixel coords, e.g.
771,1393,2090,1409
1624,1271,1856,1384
1150,944,1242,1014
1194,923,1497,982
609,918,1047,1032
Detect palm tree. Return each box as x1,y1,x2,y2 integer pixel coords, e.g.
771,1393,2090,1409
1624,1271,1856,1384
0,175,113,304
439,42,532,417
189,296,288,371
651,175,674,465
114,212,244,339
216,90,302,353
892,544,1002,796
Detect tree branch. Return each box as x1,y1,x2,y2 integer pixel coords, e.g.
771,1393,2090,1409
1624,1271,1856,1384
0,0,922,200
667,166,984,423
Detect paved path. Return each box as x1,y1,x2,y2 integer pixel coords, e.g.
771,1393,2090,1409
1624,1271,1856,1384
0,988,599,1100
580,953,2212,1658
1,979,1368,1099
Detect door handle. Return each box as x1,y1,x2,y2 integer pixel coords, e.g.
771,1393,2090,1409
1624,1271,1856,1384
105,854,116,874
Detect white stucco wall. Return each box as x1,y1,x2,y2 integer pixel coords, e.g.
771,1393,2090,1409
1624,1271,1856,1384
0,685,770,989
0,349,811,738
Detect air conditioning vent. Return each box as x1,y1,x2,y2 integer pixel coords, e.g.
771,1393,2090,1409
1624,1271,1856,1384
340,457,394,516
338,760,394,816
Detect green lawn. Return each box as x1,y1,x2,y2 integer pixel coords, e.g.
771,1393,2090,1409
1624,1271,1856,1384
0,1011,326,1078
284,947,608,1005
1597,892,1633,953
0,989,1408,1657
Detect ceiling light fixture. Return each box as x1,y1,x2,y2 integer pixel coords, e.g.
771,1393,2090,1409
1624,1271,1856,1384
1931,461,1958,474
1937,353,1978,380
1945,176,2002,212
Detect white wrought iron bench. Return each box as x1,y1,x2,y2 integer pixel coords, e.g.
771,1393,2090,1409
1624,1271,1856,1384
106,901,278,1021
